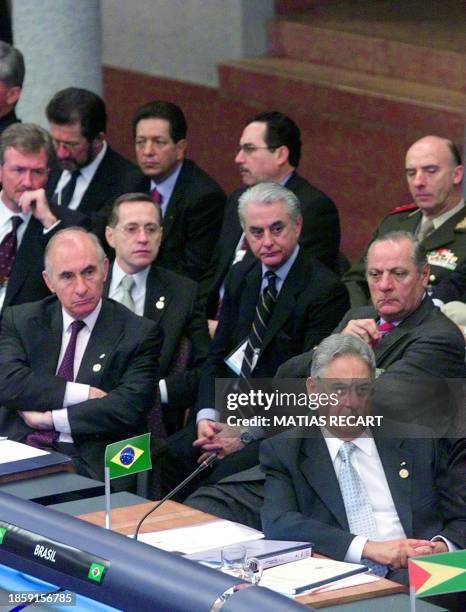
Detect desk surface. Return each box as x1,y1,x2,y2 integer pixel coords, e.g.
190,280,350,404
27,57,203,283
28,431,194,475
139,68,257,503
78,500,406,609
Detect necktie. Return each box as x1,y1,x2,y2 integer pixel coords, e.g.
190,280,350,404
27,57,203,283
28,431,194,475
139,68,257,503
337,442,388,577
27,319,86,449
416,218,434,243
240,271,277,380
151,186,162,205
119,275,136,312
0,216,23,285
59,170,81,207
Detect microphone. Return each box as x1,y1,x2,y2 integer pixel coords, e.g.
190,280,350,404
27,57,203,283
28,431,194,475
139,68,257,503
133,452,217,540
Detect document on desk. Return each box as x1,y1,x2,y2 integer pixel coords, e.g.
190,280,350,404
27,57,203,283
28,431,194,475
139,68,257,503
259,557,368,595
0,440,48,464
137,519,263,554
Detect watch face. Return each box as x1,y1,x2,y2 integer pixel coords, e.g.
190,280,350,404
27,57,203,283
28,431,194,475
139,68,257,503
241,431,253,445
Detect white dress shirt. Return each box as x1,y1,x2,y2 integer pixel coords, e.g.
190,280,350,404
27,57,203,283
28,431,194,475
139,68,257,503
52,301,103,442
107,260,149,316
54,141,108,210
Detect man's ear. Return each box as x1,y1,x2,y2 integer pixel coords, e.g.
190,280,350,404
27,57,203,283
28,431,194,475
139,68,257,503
6,86,21,107
102,257,110,282
105,226,115,249
42,270,55,293
306,376,318,395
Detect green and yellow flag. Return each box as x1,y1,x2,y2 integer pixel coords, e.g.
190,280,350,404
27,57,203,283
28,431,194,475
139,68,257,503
104,433,152,479
409,550,466,598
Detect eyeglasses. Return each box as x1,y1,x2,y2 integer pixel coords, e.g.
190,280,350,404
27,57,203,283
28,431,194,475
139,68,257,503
52,137,86,151
236,144,280,156
115,223,161,237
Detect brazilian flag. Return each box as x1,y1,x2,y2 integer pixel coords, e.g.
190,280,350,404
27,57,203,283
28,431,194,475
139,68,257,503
409,550,466,597
104,433,152,479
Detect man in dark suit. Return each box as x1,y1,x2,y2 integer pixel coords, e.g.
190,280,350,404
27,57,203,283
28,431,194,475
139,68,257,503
104,192,210,433
159,182,349,498
0,42,23,135
0,123,89,313
0,228,161,481
131,100,225,282
344,136,465,306
200,111,340,337
45,88,142,219
261,334,465,585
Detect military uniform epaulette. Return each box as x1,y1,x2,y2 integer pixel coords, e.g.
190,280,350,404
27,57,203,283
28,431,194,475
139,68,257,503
388,202,418,215
454,216,466,232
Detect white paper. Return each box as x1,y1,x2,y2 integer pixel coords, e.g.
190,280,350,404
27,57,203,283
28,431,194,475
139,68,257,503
0,440,49,464
136,519,263,554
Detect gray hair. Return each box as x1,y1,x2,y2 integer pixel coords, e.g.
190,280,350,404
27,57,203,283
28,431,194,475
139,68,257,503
237,182,302,229
366,230,427,273
310,334,376,379
44,228,106,276
0,42,25,88
0,123,55,166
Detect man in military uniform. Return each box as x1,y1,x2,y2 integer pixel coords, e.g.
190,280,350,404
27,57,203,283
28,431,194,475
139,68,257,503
344,135,465,306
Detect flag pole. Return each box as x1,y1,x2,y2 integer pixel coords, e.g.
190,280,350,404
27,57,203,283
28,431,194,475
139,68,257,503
104,466,111,530
409,586,416,612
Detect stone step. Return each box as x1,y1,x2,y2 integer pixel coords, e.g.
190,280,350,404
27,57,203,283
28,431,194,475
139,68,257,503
269,18,466,93
218,57,466,137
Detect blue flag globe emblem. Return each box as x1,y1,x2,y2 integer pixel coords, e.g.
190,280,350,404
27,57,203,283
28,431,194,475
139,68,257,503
120,446,136,466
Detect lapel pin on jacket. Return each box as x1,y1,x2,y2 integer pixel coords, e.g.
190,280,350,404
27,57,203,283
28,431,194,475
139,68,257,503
399,460,409,479
155,296,165,310
93,353,106,371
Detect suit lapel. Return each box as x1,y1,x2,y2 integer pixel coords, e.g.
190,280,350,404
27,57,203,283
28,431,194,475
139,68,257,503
35,300,63,375
160,162,186,240
376,439,413,537
75,302,123,387
300,437,349,529
422,207,466,251
143,265,172,326
261,252,306,351
238,263,262,341
5,219,43,305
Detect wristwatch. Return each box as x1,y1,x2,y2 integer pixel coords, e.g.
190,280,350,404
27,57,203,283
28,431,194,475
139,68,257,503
239,428,255,445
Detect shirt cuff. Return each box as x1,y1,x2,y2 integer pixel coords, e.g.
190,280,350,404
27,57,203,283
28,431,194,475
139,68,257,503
63,381,90,407
344,536,367,563
196,408,218,423
43,219,61,234
432,536,458,552
159,379,168,404
52,408,71,434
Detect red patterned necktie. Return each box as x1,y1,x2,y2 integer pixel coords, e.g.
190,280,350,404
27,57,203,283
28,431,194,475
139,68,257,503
151,186,162,205
27,320,86,449
0,216,23,285
372,321,395,347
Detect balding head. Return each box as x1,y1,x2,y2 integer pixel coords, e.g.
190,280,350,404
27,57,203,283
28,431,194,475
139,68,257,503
405,135,463,219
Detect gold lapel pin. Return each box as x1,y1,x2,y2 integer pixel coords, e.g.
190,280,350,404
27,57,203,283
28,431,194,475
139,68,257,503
99,353,106,359
399,461,409,478
156,296,165,310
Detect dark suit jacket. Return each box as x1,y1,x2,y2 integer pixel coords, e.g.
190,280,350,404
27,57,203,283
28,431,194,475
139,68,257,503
197,249,349,411
2,206,89,314
0,110,20,135
200,172,340,318
0,296,161,479
260,431,466,561
134,159,226,282
105,262,210,410
277,298,466,432
46,145,142,217
344,205,466,306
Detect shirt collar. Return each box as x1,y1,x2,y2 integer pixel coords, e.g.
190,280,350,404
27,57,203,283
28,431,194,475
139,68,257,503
324,429,374,463
427,198,465,229
61,299,102,333
261,244,300,284
77,140,108,182
0,193,29,223
150,160,183,202
111,259,150,294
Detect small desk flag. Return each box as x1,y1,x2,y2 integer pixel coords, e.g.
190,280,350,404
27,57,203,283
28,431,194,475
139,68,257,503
409,550,466,598
104,433,152,479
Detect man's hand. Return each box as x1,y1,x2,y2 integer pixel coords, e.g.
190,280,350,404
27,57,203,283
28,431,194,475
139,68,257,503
341,318,380,345
194,421,245,463
362,538,434,569
88,387,107,399
207,319,218,339
18,189,58,229
19,410,53,429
